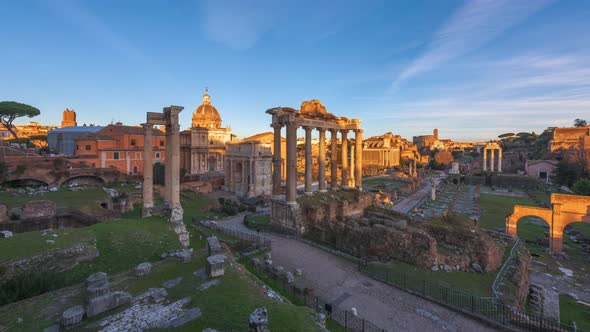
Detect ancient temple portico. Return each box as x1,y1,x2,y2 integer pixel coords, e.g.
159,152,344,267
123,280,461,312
266,100,362,233
482,142,502,172
142,106,190,248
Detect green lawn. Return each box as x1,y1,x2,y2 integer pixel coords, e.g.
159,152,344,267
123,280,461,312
560,294,590,331
366,260,496,297
0,228,94,264
479,194,537,231
245,215,271,230
363,177,407,189
0,253,323,331
0,188,111,212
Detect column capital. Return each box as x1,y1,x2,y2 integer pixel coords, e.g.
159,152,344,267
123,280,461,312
329,128,338,135
141,123,154,129
303,126,313,132
354,129,364,135
316,127,325,133
340,129,349,134
271,122,283,129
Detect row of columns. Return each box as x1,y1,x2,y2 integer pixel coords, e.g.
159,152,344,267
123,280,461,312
483,148,502,172
273,123,363,203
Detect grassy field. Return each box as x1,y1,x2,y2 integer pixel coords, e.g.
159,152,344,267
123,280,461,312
366,260,496,297
0,254,324,331
479,194,537,231
559,294,590,331
363,177,407,189
245,215,271,230
0,187,111,212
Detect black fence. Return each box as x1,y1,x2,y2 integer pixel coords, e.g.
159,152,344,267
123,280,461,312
242,256,386,332
199,220,272,249
359,260,578,332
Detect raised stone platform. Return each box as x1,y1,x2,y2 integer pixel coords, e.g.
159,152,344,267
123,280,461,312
270,199,302,234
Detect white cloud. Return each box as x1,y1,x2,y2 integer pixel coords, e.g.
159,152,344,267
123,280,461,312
391,0,554,90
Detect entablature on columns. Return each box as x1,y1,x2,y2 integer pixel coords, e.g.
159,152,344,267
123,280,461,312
266,107,361,131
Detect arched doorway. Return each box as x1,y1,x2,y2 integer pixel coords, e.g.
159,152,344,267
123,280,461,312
515,216,551,256
562,222,590,259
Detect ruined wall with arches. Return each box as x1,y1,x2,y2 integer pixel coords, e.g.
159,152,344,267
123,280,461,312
506,193,590,252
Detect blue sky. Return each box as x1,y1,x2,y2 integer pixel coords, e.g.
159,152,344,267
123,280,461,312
1,0,589,141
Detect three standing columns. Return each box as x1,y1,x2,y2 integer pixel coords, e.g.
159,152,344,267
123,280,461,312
482,148,502,173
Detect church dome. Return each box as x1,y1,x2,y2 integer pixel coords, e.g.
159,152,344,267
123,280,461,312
192,89,222,128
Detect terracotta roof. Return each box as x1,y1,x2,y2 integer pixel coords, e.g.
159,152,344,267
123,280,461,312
527,159,558,166
240,132,285,143
99,124,165,136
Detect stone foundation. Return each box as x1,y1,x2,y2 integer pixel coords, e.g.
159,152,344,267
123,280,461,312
270,199,302,234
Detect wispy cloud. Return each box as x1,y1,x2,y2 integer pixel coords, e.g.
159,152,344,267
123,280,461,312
391,0,554,90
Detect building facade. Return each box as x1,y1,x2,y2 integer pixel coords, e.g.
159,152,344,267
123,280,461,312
48,126,103,156
75,123,166,174
180,90,233,175
224,133,275,197
61,109,77,127
363,132,402,167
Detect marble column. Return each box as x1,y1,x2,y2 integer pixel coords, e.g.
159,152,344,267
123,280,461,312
483,149,487,171
490,149,495,172
286,122,298,203
350,146,355,187
142,124,154,217
164,122,172,206
341,130,349,188
167,106,182,209
272,123,282,196
330,129,338,189
498,149,502,173
304,126,313,194
318,128,326,192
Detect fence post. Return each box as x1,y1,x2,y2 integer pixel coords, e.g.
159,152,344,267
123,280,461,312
422,279,426,296
345,310,348,330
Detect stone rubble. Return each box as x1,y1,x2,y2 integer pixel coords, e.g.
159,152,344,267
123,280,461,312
134,262,152,277
0,231,13,238
162,277,183,289
248,307,269,332
61,305,85,327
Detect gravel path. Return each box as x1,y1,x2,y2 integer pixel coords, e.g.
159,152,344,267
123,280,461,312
216,216,499,332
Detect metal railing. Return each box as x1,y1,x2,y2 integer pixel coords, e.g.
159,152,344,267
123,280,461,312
492,237,521,299
242,256,386,332
359,260,577,332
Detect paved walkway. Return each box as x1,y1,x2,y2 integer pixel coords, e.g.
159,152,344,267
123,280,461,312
392,174,444,214
216,216,499,332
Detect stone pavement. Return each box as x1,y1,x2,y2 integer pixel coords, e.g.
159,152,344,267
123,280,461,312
392,174,445,214
216,216,499,332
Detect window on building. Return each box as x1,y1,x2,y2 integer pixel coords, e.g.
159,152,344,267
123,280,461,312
155,152,160,159
131,139,136,146
133,165,138,174
159,140,164,147
91,163,96,168
85,145,91,151
113,152,120,160
76,144,79,150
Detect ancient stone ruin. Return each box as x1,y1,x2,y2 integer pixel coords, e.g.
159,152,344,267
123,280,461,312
249,307,269,332
267,100,363,234
142,106,190,248
206,254,226,278
300,191,502,272
85,272,132,317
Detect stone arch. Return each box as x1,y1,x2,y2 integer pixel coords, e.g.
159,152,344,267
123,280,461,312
61,175,106,187
1,178,49,188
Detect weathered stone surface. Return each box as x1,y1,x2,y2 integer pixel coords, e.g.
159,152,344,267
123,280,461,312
249,307,269,332
162,277,183,289
170,206,190,248
0,230,13,238
0,243,99,283
295,268,303,276
42,324,60,332
0,204,7,223
199,279,221,291
193,267,207,280
207,236,223,256
177,248,192,263
471,263,483,273
61,305,85,327
86,272,111,300
135,262,152,277
206,254,226,278
165,307,202,328
285,272,295,284
21,200,57,219
86,291,132,317
86,272,108,287
135,287,168,303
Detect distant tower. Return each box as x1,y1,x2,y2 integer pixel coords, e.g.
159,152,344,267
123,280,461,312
433,128,439,140
61,109,77,128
